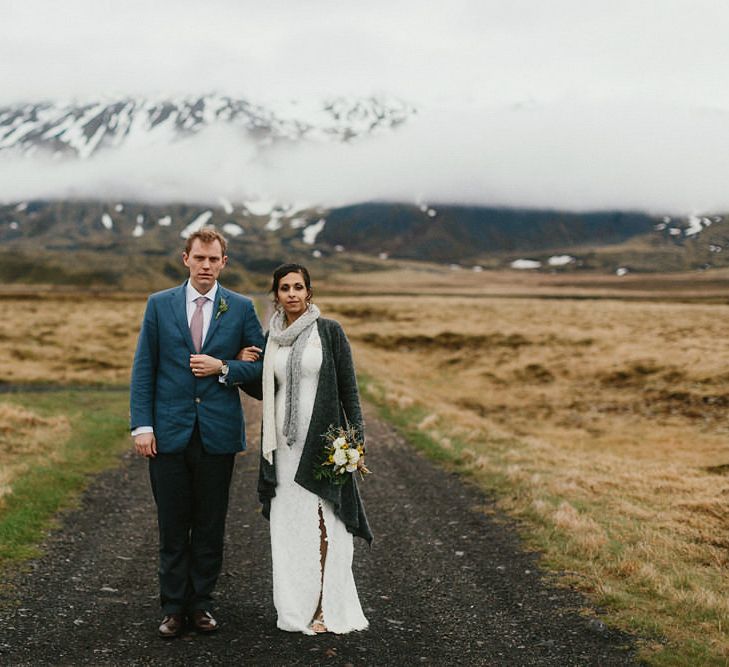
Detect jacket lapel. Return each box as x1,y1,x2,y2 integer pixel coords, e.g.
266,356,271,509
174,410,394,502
202,286,225,351
171,282,195,353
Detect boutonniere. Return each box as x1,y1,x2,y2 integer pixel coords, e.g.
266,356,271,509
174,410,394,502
215,296,229,320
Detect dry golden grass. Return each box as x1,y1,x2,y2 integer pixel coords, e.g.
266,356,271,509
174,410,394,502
319,288,729,663
0,293,143,503
1,277,727,661
0,294,145,385
323,265,729,300
0,402,71,503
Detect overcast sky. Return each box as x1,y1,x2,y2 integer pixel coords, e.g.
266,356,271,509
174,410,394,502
2,0,728,212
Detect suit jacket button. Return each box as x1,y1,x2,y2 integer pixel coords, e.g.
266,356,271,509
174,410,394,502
195,397,201,404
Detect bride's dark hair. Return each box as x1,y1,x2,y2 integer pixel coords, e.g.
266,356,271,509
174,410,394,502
271,263,313,297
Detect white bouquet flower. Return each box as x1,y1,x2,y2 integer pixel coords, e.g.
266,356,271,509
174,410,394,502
345,447,361,472
314,423,371,485
333,447,348,467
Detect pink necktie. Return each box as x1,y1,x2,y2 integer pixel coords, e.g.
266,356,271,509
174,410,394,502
189,296,207,352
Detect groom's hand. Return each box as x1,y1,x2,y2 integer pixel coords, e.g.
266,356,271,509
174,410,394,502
190,354,224,377
134,433,157,458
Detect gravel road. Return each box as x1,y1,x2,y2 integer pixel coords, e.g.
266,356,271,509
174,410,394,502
0,396,638,666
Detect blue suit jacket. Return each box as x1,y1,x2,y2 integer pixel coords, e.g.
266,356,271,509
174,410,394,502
130,282,265,454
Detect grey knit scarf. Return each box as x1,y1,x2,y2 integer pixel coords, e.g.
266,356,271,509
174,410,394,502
268,303,320,446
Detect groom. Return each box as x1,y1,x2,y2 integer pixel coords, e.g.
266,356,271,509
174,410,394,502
130,227,264,638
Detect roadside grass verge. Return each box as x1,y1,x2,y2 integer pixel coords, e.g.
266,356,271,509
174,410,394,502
359,373,727,667
0,389,130,568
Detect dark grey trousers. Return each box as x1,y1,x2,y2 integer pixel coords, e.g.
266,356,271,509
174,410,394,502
148,425,235,615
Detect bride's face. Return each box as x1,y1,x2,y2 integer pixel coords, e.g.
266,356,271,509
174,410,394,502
277,271,311,322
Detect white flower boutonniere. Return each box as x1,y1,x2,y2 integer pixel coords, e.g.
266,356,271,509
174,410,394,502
215,297,229,320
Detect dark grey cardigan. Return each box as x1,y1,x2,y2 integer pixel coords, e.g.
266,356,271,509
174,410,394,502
257,317,373,544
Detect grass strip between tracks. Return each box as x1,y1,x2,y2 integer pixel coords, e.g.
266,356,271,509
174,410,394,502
0,389,130,568
359,373,725,667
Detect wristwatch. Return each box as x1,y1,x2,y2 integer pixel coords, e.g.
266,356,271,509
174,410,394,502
220,362,229,377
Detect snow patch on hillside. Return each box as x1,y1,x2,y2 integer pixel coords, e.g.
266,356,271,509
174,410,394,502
264,211,284,231
219,197,233,214
180,210,213,239
222,223,244,237
245,200,276,216
548,255,575,266
302,219,326,245
511,259,541,270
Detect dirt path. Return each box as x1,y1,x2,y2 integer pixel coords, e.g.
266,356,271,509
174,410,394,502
0,397,638,666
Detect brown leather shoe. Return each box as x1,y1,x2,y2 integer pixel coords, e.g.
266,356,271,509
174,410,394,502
191,609,218,633
158,613,185,638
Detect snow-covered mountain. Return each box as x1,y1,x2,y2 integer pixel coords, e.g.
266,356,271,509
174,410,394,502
0,94,416,159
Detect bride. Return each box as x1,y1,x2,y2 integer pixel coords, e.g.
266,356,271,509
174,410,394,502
250,263,372,635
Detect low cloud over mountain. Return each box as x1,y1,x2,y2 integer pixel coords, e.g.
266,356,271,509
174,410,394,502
1,93,729,214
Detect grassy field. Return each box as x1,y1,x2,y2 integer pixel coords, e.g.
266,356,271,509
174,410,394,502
0,292,147,568
0,390,131,566
318,269,729,666
322,265,729,300
0,292,145,386
0,272,727,664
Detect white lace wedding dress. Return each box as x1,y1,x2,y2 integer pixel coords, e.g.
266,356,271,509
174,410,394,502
269,325,369,635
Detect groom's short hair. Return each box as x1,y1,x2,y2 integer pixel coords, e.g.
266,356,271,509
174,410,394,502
185,227,228,256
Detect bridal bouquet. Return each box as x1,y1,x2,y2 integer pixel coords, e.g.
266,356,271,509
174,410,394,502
314,423,370,485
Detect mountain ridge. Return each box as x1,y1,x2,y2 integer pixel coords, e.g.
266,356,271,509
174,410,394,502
0,94,416,159
1,198,727,289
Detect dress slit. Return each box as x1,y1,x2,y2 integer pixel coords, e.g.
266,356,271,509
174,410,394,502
314,501,329,626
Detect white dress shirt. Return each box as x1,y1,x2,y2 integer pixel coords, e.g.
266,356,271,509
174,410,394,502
131,281,220,438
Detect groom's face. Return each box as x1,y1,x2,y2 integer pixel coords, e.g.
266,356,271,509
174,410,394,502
183,239,227,294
